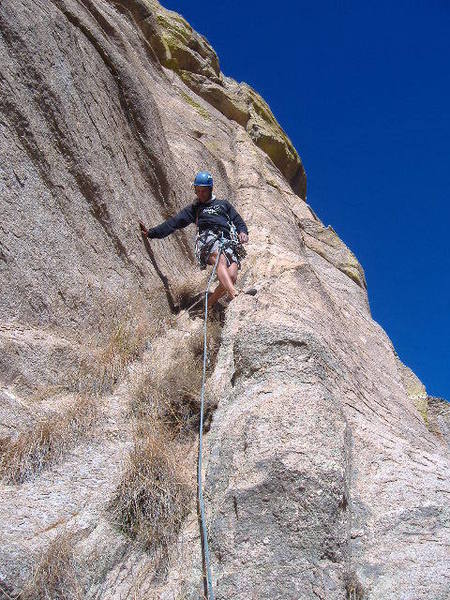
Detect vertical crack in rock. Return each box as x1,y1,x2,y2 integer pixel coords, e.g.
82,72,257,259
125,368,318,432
140,231,177,313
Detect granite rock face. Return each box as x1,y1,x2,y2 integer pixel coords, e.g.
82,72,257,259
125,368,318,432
144,0,307,198
0,1,448,599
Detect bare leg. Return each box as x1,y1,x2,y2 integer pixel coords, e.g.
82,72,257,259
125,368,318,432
207,268,238,306
207,255,238,307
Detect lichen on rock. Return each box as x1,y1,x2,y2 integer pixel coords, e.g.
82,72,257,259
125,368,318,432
145,0,307,197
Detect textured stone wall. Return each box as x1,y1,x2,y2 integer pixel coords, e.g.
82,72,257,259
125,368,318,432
0,2,448,599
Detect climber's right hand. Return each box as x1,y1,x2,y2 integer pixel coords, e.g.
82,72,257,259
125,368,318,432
139,221,148,236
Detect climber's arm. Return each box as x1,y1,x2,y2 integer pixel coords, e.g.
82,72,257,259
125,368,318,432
140,205,196,239
226,201,248,243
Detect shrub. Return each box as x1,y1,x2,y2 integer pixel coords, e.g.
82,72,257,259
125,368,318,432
131,320,221,436
109,425,191,557
172,272,207,311
109,282,223,562
187,319,222,363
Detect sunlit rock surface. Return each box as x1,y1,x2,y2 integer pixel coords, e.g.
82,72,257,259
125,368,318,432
0,1,448,599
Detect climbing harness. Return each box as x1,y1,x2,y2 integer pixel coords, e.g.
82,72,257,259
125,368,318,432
194,201,246,270
198,235,225,600
227,219,247,261
195,229,243,271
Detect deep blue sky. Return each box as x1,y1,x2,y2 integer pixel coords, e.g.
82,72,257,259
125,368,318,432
164,1,450,400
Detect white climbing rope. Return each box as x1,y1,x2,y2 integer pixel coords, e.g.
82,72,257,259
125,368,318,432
198,237,225,600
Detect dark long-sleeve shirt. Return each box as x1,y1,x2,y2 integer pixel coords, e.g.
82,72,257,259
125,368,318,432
147,196,248,239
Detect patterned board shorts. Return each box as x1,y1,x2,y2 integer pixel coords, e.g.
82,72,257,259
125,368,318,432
195,229,245,271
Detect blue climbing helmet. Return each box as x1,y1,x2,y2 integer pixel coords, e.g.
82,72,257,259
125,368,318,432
194,171,213,187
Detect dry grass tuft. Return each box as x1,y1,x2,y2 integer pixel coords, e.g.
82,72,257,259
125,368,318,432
344,572,366,600
187,319,222,362
109,424,192,557
131,320,222,436
108,286,223,561
74,317,148,397
156,357,205,436
0,395,98,484
19,531,83,600
172,272,207,311
132,357,203,438
68,289,172,397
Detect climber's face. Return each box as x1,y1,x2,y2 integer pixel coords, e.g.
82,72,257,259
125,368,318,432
195,186,212,203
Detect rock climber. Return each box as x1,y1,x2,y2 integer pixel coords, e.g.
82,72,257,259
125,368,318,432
139,171,254,308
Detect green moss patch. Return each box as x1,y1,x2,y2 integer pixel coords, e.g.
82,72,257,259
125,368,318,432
179,91,211,120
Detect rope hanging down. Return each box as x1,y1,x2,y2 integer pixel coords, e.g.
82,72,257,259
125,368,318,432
198,237,225,600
